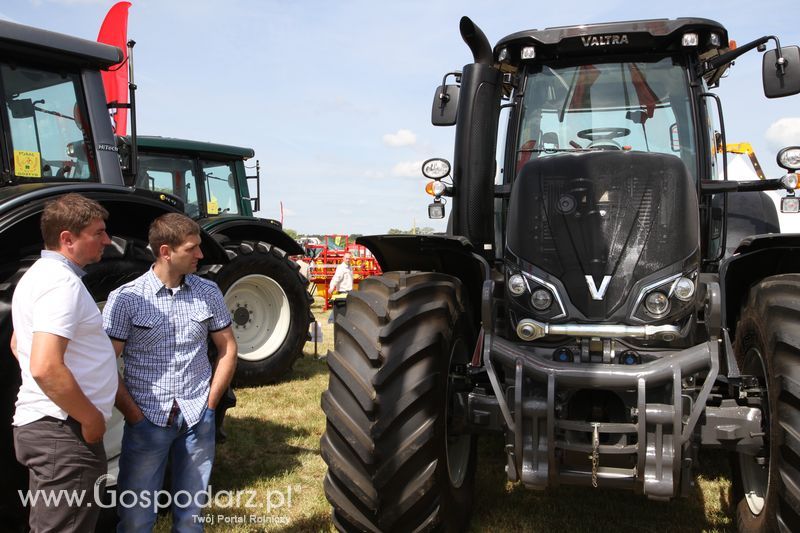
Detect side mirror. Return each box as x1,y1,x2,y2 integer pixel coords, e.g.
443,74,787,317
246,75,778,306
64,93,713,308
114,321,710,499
431,84,459,126
8,98,36,119
763,45,800,98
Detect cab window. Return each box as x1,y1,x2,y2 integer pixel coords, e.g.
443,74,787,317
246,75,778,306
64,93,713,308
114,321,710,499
201,160,240,215
1,64,96,181
516,57,697,180
136,154,200,217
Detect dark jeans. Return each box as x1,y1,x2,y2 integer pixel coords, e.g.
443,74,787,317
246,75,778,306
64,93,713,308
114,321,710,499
14,416,106,533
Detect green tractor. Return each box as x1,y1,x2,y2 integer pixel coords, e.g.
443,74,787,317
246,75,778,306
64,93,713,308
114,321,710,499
320,16,800,532
118,136,313,385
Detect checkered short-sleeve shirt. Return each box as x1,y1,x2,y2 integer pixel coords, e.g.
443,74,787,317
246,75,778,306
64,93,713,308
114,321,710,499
103,268,231,427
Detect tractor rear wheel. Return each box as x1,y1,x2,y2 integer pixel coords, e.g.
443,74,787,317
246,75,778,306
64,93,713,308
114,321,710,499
732,274,800,532
214,241,313,385
320,271,476,532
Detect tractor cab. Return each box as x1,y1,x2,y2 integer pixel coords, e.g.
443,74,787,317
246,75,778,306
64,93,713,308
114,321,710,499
0,19,125,188
118,135,257,219
428,18,800,269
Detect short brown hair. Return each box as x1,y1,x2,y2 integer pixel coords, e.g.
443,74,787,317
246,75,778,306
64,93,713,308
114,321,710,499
40,193,109,250
148,213,201,254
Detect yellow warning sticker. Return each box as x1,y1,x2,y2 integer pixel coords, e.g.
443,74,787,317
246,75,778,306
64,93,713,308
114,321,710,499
14,150,41,178
207,199,219,215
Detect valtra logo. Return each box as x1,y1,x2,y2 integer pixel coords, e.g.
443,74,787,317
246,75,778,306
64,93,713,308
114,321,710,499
581,34,629,47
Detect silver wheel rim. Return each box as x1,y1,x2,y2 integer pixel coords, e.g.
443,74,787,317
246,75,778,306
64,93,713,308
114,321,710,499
446,337,471,488
738,346,770,516
225,274,291,362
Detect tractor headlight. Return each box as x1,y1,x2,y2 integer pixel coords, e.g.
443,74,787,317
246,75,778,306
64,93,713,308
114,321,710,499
682,33,699,47
777,146,800,171
508,274,526,296
531,288,553,311
631,271,697,324
645,291,670,317
422,158,451,179
672,277,695,302
521,46,536,60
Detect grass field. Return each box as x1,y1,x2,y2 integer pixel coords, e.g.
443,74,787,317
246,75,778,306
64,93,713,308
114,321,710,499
155,298,736,532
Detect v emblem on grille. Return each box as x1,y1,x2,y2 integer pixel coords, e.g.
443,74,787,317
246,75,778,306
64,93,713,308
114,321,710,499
585,275,612,300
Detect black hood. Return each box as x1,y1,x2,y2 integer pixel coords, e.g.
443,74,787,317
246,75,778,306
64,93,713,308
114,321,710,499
506,151,699,319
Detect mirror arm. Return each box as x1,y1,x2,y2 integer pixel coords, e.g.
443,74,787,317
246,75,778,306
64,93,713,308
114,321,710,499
697,35,784,77
700,178,785,194
438,71,462,104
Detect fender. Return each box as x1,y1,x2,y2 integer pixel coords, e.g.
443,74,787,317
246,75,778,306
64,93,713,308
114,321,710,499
719,233,800,334
198,215,304,256
0,183,228,268
357,234,488,320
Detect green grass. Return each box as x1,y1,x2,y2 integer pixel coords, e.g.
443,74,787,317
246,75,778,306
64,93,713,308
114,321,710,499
153,298,735,532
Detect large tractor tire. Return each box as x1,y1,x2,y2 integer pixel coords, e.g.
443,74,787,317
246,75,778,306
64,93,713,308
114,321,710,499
732,274,800,532
0,256,39,532
214,241,313,385
320,271,477,532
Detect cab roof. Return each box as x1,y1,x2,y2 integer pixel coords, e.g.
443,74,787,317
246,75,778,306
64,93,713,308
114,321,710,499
0,19,123,68
131,136,255,161
495,18,729,62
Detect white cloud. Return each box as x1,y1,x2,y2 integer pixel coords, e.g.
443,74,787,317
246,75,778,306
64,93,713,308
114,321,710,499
391,160,424,178
383,129,416,147
363,169,386,179
765,117,800,148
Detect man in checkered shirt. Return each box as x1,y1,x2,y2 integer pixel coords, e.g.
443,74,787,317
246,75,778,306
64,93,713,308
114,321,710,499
103,213,237,532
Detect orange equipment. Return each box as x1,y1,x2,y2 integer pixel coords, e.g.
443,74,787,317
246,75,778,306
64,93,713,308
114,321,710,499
298,235,382,309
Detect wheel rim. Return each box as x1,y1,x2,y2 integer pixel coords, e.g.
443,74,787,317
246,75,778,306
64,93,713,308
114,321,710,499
446,337,471,488
738,346,771,516
225,274,291,362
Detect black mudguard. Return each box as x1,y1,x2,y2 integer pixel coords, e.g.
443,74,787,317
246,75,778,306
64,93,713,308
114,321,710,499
198,216,304,256
357,234,488,317
720,233,800,334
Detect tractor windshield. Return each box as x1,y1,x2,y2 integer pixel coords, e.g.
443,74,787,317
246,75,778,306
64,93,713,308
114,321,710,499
516,57,697,180
136,154,201,217
201,160,241,216
0,64,97,182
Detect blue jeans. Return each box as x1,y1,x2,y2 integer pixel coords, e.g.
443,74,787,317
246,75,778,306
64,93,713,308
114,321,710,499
116,406,215,532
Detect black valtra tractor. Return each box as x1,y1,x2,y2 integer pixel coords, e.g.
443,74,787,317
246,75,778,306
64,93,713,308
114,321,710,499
320,17,800,532
0,20,231,529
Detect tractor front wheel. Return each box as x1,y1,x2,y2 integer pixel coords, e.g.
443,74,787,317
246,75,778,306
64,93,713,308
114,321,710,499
732,274,800,532
321,271,476,532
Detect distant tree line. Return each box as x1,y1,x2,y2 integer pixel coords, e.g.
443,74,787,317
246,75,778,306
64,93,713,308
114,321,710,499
287,227,439,245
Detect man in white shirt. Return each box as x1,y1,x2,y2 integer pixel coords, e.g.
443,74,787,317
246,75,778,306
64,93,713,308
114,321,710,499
11,193,117,533
329,252,354,295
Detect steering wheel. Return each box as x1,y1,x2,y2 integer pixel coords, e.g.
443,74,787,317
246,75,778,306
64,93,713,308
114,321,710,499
56,164,73,178
577,127,631,142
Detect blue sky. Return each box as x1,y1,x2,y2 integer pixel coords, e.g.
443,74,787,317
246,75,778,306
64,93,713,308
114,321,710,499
2,0,799,234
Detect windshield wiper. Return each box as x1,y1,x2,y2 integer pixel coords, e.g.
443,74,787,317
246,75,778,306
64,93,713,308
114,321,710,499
522,147,591,153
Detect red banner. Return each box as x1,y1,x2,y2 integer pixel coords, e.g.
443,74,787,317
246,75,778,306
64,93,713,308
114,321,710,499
97,1,131,135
